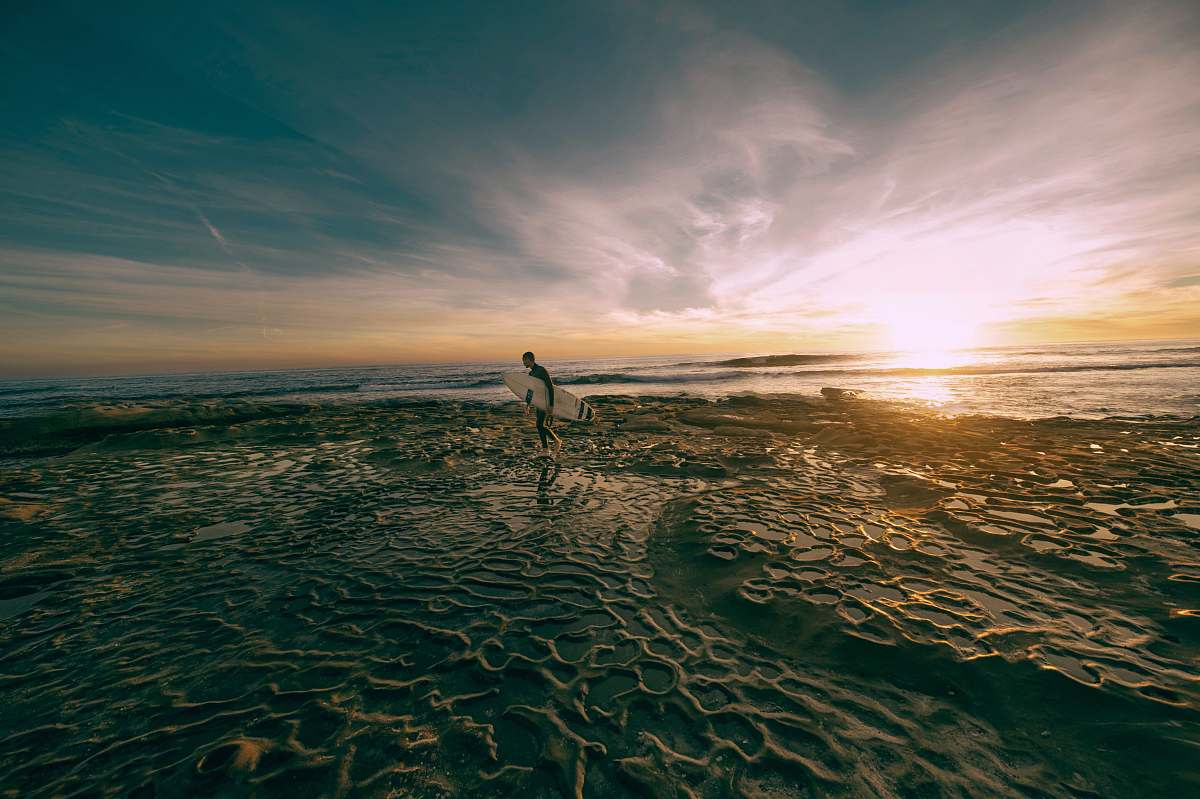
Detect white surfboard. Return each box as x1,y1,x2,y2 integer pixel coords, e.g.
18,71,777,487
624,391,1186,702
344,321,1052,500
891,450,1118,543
503,372,595,422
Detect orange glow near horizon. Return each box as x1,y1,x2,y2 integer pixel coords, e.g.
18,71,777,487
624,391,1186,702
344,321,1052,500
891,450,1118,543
865,294,984,369
884,347,976,371
882,317,981,366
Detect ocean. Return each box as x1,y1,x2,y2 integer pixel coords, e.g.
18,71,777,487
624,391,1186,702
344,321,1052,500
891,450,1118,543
3,338,1198,420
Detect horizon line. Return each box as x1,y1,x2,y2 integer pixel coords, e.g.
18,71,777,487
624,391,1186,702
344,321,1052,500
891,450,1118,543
2,334,1198,383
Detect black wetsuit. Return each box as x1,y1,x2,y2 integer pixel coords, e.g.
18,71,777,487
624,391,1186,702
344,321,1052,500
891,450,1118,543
529,363,554,447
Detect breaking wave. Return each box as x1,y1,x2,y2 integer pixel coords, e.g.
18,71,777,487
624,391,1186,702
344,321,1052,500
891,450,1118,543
172,382,364,400
0,385,54,398
539,359,1200,389
556,371,745,385
708,353,864,367
785,359,1200,379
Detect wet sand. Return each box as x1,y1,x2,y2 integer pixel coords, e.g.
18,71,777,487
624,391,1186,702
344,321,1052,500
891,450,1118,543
1,394,1198,797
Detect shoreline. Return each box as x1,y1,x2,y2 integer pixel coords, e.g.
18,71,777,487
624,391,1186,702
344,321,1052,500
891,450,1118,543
3,390,1197,460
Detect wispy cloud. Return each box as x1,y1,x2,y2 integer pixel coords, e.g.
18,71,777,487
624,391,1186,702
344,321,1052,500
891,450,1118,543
1,0,1197,374
470,32,857,316
470,1,1200,346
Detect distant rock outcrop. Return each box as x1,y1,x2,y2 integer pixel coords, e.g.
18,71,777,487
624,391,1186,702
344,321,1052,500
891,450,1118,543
716,353,857,367
620,413,673,432
821,387,864,401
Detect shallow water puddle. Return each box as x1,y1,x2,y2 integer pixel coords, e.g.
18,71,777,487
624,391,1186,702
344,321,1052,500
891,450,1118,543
193,520,253,542
0,589,50,619
1173,513,1200,530
1085,499,1178,515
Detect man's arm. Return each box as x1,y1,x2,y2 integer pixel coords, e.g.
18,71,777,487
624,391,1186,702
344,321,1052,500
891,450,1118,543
537,367,555,414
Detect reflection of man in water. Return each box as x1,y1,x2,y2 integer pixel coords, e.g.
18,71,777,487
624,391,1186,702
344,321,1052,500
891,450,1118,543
522,351,562,457
537,463,561,506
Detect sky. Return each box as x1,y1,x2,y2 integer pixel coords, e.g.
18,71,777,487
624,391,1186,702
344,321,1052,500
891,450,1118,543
2,0,1198,377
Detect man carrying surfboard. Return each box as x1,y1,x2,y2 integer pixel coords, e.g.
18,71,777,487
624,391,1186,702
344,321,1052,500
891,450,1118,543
522,351,562,457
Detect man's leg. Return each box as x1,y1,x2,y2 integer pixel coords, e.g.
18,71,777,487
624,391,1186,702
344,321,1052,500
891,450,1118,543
535,409,549,449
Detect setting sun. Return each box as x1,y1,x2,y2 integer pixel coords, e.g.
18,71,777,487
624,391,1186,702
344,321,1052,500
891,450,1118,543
885,315,980,354
873,297,984,367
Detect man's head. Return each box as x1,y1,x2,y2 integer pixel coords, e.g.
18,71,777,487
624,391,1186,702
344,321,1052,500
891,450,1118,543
522,351,535,368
